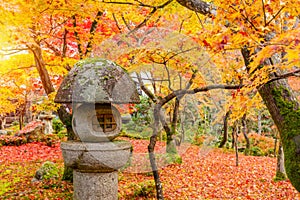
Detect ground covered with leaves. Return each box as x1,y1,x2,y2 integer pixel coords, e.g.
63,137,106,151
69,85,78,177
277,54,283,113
0,140,299,199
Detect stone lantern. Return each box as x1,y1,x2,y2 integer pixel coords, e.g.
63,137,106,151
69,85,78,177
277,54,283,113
54,58,140,200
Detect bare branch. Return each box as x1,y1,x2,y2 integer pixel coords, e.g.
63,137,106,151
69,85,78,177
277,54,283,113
112,13,122,33
136,73,158,102
229,5,259,31
266,69,300,84
102,0,152,8
62,28,68,58
184,69,197,90
159,84,243,106
44,41,61,56
262,0,267,26
105,0,173,35
266,6,285,27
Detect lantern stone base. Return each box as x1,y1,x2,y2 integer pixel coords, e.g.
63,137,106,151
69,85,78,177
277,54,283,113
74,170,118,200
60,140,131,200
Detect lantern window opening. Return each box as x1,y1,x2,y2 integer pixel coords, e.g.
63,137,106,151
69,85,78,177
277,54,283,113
92,113,117,133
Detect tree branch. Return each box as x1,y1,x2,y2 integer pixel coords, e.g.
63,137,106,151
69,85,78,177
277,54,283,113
112,13,122,33
136,73,158,102
103,0,173,35
62,28,68,58
85,11,103,57
72,15,83,59
127,3,163,36
158,84,243,107
265,6,285,27
266,69,300,84
176,0,216,16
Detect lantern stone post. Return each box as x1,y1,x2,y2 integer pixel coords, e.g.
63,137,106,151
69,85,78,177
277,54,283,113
54,58,140,200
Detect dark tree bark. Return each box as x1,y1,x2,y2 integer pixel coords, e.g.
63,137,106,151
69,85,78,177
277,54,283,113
274,130,278,157
242,114,250,155
219,111,230,148
231,124,236,149
147,83,240,199
234,122,239,166
242,47,300,191
31,45,55,95
85,11,103,57
148,104,165,200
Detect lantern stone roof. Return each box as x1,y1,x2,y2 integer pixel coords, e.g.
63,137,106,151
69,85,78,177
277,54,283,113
54,58,140,104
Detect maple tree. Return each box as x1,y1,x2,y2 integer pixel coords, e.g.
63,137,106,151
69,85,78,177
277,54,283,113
1,0,300,198
95,1,299,198
0,0,122,180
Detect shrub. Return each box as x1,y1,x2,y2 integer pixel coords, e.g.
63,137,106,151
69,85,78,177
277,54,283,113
239,133,276,156
274,171,287,182
0,133,59,147
40,134,60,147
52,118,65,134
249,146,264,156
0,135,27,146
57,129,67,139
33,161,60,181
131,180,156,198
193,135,206,146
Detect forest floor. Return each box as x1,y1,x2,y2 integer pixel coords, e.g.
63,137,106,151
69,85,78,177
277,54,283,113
0,139,299,199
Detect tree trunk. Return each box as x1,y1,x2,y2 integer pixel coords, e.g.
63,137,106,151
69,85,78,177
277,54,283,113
0,116,6,130
242,47,300,191
257,112,262,135
31,45,55,95
219,111,230,148
231,124,236,149
275,141,287,181
259,80,300,188
234,123,239,166
167,97,180,154
30,43,74,181
148,104,164,200
19,114,23,130
242,114,250,155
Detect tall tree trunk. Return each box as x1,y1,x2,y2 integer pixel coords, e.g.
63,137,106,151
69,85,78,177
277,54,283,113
19,113,23,130
275,141,287,180
231,124,236,149
242,114,250,155
31,45,55,95
234,123,239,166
219,111,230,148
148,104,164,200
257,112,262,135
242,47,300,191
167,97,180,154
274,130,278,157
